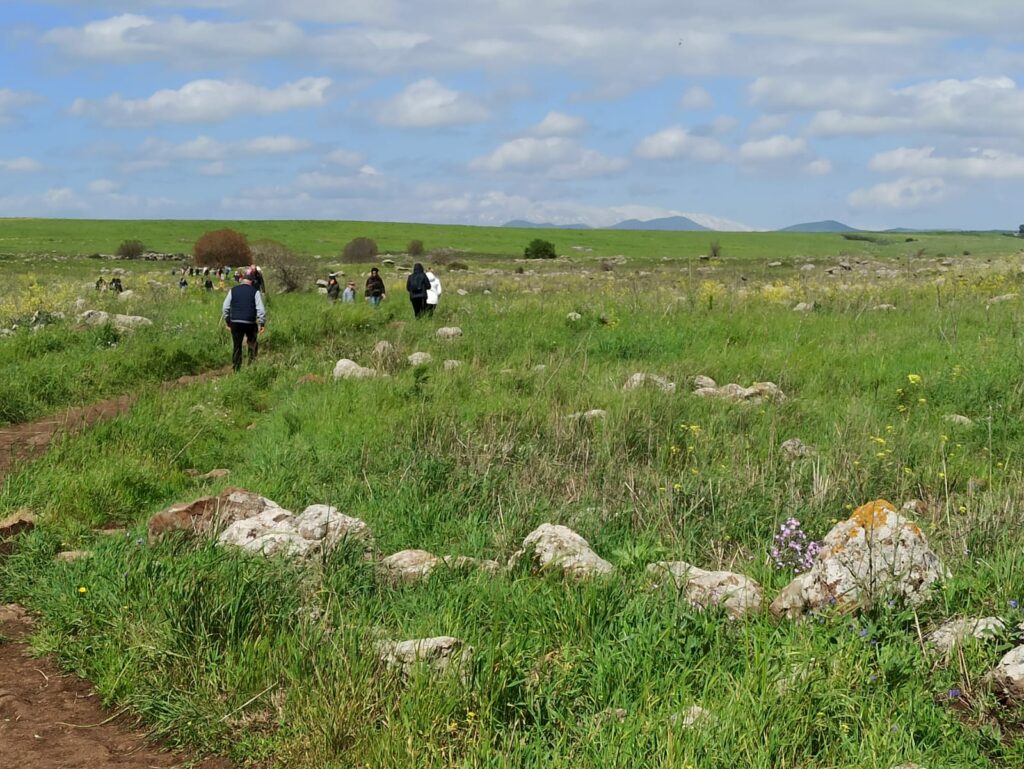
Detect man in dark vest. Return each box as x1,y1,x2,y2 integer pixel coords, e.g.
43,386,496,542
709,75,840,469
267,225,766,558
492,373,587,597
221,270,266,371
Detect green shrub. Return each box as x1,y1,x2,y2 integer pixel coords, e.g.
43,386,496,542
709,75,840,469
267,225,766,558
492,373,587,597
116,240,145,259
407,239,425,257
340,237,379,263
194,228,251,268
524,238,556,259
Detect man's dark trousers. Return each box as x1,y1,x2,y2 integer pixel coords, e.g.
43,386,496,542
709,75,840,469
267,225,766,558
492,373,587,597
230,322,258,371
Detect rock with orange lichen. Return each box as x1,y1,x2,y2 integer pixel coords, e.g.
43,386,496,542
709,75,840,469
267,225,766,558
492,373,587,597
770,499,944,619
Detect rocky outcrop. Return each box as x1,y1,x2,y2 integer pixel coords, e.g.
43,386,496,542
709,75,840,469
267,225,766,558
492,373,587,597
770,499,943,618
376,636,473,680
436,327,463,339
927,617,1005,656
408,352,432,366
693,381,785,404
378,549,500,585
510,524,613,579
780,438,815,460
218,504,374,559
622,373,676,393
647,561,762,618
991,645,1024,701
147,488,281,542
333,359,380,379
0,511,36,555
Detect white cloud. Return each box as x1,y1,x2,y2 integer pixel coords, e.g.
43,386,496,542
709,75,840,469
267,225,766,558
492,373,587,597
0,157,43,173
749,75,887,112
680,85,713,109
326,148,365,166
0,89,42,123
87,178,120,193
70,77,331,126
869,146,1024,179
44,14,304,61
470,137,626,179
748,114,790,135
120,134,313,172
376,78,489,127
199,161,229,176
236,135,312,154
529,111,586,137
848,176,948,209
738,134,807,162
634,126,727,162
804,158,833,175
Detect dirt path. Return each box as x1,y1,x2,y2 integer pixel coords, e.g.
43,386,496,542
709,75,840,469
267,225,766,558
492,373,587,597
0,604,230,769
0,369,230,483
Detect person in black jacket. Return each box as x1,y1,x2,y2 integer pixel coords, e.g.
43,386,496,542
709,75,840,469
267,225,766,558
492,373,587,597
406,263,431,318
365,267,386,306
222,272,267,371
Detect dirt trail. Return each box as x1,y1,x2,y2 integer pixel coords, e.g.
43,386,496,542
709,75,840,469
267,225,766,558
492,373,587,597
0,369,230,483
0,604,230,769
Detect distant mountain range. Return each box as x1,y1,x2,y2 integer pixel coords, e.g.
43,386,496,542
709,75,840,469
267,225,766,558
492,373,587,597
504,215,711,231
776,220,859,233
503,219,592,230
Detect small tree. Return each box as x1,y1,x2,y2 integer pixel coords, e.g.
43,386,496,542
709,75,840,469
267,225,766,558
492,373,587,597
524,238,556,259
251,239,308,293
709,241,722,259
340,237,379,263
407,239,425,256
116,239,145,259
194,228,251,268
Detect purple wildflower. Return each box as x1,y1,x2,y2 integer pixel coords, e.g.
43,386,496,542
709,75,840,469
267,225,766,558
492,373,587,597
769,518,821,573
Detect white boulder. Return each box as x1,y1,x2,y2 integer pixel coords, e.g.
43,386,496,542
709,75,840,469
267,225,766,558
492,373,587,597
333,359,379,379
510,523,613,580
647,561,763,619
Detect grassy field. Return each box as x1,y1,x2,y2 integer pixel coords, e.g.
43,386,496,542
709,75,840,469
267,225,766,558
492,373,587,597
2,220,1024,768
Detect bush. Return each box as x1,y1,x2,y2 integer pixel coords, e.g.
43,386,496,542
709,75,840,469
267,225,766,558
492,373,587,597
709,241,722,259
251,239,309,293
340,237,379,263
447,261,469,271
194,229,251,268
407,239,425,257
116,239,145,259
524,238,556,259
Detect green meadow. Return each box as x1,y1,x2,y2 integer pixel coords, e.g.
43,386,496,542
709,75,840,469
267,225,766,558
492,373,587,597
1,219,1024,768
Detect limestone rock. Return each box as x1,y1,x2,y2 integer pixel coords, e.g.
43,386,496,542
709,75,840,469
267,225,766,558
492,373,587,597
0,511,36,555
217,507,314,558
200,468,231,480
295,504,375,554
443,359,462,370
692,375,717,390
380,549,441,585
694,381,785,404
944,414,974,428
566,312,583,321
112,314,152,330
793,302,815,313
770,499,943,618
456,289,468,296
781,438,815,460
372,340,396,357
78,310,111,326
376,636,472,680
986,293,1017,306
333,358,379,379
991,645,1024,701
408,351,432,366
647,561,762,619
768,261,782,268
116,290,135,301
872,304,897,311
510,523,613,580
55,550,92,563
568,409,607,422
148,487,281,542
436,327,463,339
671,704,714,730
622,372,676,393
928,617,1005,656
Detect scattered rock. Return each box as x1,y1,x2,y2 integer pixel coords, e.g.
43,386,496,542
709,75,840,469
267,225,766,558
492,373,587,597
218,503,373,559
408,351,432,366
443,359,462,370
692,375,717,390
379,549,441,585
116,290,135,301
671,704,714,730
800,264,816,272
568,409,607,422
333,358,380,379
55,550,92,563
372,340,396,357
768,261,783,268
991,644,1024,701
199,468,231,480
436,327,463,339
944,414,974,428
928,617,1005,656
986,293,1017,306
456,289,468,296
622,373,676,393
781,438,815,460
872,304,897,311
793,302,815,313
112,314,152,331
510,523,613,580
693,381,785,404
147,487,282,542
770,499,943,618
0,511,36,555
295,505,375,554
381,258,395,266
647,561,763,619
376,636,473,680
566,312,583,321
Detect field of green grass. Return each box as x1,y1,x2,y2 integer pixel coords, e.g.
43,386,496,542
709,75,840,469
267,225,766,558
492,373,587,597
2,219,1024,768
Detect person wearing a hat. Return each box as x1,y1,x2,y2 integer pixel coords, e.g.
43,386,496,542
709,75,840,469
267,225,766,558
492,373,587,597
326,274,340,303
365,267,386,306
222,271,266,371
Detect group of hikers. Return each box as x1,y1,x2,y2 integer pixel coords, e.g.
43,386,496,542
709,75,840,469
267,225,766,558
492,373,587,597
222,262,444,372
177,265,263,293
94,276,124,292
325,263,442,318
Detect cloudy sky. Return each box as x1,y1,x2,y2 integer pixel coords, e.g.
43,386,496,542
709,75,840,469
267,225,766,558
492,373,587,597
2,1,1024,229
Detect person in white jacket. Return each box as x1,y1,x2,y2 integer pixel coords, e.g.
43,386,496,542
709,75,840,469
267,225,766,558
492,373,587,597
425,269,442,316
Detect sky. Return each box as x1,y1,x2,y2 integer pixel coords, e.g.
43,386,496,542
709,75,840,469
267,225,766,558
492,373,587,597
1,1,1024,230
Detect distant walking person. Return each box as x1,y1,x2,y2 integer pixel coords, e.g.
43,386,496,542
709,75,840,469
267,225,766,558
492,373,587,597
425,268,442,317
326,275,340,303
222,270,266,372
406,263,431,318
342,281,356,303
365,267,386,306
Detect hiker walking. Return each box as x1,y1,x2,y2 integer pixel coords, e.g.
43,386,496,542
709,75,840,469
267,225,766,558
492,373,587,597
406,263,431,318
425,267,442,317
222,270,266,372
326,274,340,303
365,267,386,306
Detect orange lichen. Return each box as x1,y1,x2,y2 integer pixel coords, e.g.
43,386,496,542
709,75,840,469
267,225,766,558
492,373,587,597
849,499,895,531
